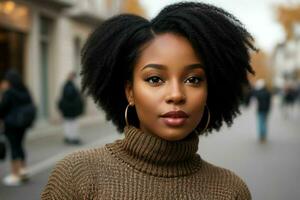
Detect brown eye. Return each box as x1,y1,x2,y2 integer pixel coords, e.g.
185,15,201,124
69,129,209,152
185,77,203,85
146,76,163,85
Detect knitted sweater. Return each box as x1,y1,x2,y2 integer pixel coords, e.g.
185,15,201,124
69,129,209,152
41,126,251,200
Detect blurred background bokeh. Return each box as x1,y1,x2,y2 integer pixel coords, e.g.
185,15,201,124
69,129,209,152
0,0,299,199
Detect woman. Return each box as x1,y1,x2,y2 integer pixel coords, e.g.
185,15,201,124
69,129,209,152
42,2,255,199
0,70,33,186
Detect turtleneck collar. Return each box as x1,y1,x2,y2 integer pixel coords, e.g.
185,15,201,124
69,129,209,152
105,126,202,178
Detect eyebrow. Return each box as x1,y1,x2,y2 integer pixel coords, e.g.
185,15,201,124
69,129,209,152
141,63,205,71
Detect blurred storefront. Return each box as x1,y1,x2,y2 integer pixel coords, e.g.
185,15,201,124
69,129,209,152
0,1,28,80
272,4,300,89
0,0,145,123
249,50,273,89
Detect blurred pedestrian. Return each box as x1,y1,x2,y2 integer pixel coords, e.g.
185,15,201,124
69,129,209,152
42,2,255,199
0,70,36,186
281,81,297,118
58,72,84,145
252,79,272,142
296,81,300,116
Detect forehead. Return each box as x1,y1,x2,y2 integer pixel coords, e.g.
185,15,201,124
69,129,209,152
135,33,201,69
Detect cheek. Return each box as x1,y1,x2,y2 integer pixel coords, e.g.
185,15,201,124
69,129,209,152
190,88,207,106
133,83,161,116
188,89,207,118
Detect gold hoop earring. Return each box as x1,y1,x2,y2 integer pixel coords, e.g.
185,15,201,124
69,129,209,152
197,105,211,134
125,103,134,126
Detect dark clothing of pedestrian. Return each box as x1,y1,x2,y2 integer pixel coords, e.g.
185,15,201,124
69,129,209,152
0,88,33,129
58,81,84,119
252,88,271,113
0,87,33,160
252,87,271,142
283,87,297,105
0,70,34,186
3,127,26,160
58,80,84,145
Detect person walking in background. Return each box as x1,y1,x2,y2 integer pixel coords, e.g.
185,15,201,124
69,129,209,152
58,72,84,145
281,81,297,119
252,79,272,143
296,80,300,117
0,70,36,186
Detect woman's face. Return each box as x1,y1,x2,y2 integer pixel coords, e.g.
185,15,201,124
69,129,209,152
125,33,207,141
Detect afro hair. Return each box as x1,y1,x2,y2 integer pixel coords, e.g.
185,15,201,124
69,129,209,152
81,2,256,134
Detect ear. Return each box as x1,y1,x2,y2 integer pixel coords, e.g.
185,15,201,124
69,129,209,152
125,81,134,104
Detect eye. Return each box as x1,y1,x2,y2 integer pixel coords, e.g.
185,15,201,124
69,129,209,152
145,76,163,85
185,76,203,85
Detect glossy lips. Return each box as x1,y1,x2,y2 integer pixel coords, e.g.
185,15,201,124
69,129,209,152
160,110,188,127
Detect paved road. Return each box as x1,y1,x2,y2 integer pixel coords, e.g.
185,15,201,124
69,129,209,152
0,101,299,200
199,102,300,200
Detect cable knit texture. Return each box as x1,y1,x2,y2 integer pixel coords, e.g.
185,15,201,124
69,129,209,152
41,126,251,200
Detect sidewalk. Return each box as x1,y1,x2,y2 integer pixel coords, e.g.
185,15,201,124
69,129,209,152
26,113,106,141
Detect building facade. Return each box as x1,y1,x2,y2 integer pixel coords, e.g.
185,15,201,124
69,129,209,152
0,0,146,124
272,4,300,89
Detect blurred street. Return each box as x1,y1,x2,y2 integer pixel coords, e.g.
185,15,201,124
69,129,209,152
0,97,299,200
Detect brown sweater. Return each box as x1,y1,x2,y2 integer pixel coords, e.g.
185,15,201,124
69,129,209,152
41,126,251,200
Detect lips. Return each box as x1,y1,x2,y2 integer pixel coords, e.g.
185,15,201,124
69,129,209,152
160,110,188,127
161,110,188,118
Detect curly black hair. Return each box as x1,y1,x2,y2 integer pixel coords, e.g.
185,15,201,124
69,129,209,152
81,2,256,134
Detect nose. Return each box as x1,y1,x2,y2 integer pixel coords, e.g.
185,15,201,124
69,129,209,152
165,81,186,105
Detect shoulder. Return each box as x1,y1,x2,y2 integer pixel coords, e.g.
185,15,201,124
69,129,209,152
57,146,111,172
42,146,111,199
200,160,251,199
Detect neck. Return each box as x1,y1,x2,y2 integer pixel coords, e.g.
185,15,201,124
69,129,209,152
106,126,202,177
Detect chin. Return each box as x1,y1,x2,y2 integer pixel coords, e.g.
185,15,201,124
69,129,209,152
159,129,191,141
